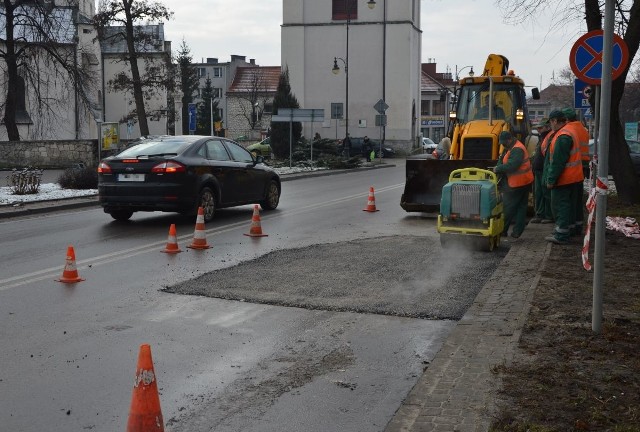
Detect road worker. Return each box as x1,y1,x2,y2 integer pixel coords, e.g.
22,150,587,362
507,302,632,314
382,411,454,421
494,130,534,239
544,110,584,245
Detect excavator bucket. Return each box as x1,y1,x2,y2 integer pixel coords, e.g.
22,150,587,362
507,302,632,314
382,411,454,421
400,157,496,213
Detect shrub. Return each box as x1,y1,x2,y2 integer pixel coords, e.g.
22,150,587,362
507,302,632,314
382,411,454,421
7,167,43,195
57,165,98,189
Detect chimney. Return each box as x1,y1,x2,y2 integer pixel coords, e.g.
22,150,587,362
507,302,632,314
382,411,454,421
230,55,246,62
207,58,218,64
250,59,255,65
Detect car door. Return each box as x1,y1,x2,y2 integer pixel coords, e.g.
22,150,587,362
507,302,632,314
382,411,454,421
202,139,239,205
223,140,264,202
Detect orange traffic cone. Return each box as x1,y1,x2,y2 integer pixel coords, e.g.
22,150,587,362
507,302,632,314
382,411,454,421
56,245,84,283
161,224,182,254
363,186,380,212
126,344,164,432
187,207,211,250
243,204,268,237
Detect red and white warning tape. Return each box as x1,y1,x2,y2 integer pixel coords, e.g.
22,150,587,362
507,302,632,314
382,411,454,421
582,158,607,271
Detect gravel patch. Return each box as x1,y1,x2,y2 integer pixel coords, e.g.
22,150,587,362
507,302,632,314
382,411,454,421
164,235,507,320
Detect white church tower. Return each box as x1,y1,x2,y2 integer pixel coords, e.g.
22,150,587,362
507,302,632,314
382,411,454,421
281,0,422,150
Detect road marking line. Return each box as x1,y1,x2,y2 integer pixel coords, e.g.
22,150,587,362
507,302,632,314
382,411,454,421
0,183,404,290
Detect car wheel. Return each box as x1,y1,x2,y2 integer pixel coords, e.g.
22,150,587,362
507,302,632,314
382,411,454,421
198,187,216,222
261,180,280,210
109,210,133,221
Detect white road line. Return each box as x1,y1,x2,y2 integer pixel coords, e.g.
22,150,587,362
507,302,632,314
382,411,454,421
0,183,404,290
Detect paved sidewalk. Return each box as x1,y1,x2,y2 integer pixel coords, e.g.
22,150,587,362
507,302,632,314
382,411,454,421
385,224,552,431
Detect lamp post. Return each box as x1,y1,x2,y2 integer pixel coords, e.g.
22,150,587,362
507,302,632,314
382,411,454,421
331,0,352,156
451,65,475,113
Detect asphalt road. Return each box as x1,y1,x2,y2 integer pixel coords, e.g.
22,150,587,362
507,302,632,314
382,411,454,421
0,161,506,431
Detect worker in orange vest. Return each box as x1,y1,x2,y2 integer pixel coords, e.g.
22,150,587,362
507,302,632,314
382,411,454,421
544,110,585,245
494,131,534,239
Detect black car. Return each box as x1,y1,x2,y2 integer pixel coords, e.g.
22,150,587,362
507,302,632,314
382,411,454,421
346,137,396,158
98,135,281,222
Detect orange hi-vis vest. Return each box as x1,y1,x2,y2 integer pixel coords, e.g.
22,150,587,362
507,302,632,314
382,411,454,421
549,125,584,186
565,120,590,162
502,140,534,187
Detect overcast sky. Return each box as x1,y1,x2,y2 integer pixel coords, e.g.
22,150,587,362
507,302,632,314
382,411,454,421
136,0,588,91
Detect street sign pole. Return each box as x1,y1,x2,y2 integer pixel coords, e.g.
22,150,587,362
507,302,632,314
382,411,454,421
592,0,616,334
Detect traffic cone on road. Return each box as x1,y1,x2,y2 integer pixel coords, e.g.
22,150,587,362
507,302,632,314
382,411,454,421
126,344,164,432
187,207,211,250
161,224,182,254
243,205,268,237
56,245,84,283
363,186,380,212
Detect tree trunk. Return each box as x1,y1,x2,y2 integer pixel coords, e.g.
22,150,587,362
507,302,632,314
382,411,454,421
124,7,149,136
609,80,640,204
2,2,21,141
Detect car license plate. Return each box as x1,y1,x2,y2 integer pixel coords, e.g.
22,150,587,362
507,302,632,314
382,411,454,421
117,173,145,182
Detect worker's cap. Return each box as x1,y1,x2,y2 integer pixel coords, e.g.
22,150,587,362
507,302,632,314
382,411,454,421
561,107,577,121
548,109,566,121
535,118,549,128
498,131,513,143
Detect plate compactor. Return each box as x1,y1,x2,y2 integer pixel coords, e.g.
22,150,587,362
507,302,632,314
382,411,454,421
437,168,504,251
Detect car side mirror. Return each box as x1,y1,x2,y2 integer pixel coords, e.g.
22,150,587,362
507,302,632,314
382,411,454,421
255,155,265,164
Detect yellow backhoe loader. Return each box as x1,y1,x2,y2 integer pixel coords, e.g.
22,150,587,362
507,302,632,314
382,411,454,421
401,54,539,213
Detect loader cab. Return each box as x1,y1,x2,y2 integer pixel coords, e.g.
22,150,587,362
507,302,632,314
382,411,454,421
450,77,534,142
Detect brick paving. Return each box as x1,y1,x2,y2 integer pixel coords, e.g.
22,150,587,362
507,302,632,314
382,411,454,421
386,223,552,431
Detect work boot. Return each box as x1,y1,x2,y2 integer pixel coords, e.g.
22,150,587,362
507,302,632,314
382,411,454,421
545,235,568,245
530,217,542,224
540,219,554,224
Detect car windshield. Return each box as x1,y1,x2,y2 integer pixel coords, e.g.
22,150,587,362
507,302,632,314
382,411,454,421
117,137,198,158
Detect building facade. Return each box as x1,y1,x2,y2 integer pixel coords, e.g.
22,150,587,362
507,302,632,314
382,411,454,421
191,55,258,133
0,0,102,141
225,66,281,140
100,24,172,140
281,0,422,151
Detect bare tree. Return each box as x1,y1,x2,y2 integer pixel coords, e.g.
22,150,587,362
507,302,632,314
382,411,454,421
496,0,640,204
1,0,98,141
235,68,272,133
93,0,173,137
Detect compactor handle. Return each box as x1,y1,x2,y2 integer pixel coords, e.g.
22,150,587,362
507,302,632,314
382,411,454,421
449,168,498,183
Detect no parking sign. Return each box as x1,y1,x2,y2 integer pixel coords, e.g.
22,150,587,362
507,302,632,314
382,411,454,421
570,30,629,84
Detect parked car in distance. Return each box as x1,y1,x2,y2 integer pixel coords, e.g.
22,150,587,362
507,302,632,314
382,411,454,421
422,137,437,153
98,135,281,222
588,138,640,176
246,137,272,158
347,137,396,158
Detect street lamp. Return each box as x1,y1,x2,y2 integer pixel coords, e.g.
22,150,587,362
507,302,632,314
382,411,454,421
331,0,353,156
455,65,475,80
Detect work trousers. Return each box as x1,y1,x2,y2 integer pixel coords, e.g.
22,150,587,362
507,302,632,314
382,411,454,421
533,170,552,220
502,184,530,237
550,183,579,242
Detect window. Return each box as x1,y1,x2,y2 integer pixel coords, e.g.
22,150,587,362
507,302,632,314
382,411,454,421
332,0,357,20
213,88,222,98
225,140,254,163
263,102,273,114
199,67,206,77
205,139,230,161
213,67,222,78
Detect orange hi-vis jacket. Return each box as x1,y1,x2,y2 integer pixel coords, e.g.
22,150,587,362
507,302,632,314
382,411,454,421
502,140,534,187
565,120,590,163
549,125,584,186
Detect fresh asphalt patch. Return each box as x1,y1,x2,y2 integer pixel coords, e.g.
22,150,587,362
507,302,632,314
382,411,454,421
163,235,507,320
